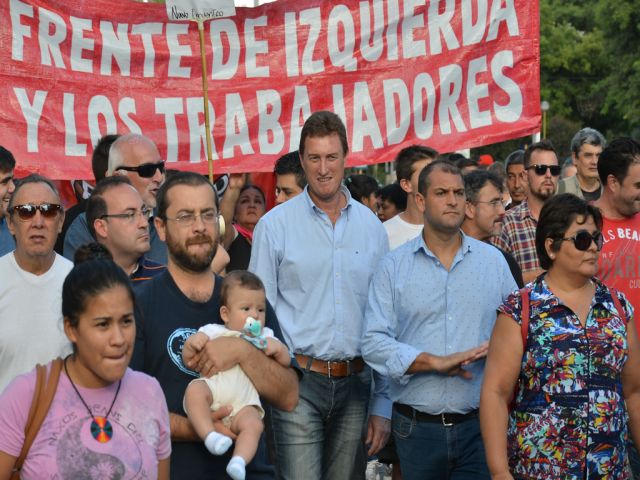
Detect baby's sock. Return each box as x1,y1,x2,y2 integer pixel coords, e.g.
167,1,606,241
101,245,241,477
204,431,232,455
226,456,246,480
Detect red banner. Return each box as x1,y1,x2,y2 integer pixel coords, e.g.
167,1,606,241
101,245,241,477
0,0,540,180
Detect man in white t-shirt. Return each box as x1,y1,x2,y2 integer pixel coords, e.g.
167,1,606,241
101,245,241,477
384,145,438,249
0,175,73,391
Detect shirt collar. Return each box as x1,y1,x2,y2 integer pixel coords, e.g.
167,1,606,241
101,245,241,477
411,229,472,259
514,200,535,222
302,184,353,215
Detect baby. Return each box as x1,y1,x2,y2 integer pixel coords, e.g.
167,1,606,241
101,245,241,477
182,270,290,480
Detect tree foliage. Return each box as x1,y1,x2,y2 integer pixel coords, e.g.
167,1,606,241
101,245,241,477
477,0,640,161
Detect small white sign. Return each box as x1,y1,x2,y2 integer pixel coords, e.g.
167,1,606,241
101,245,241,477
166,0,236,22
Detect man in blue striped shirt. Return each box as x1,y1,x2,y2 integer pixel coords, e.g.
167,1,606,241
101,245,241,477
363,161,517,479
250,111,390,480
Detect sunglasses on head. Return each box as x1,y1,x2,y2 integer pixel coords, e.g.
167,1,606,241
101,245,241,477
526,164,561,176
561,230,604,251
11,203,62,220
116,161,165,178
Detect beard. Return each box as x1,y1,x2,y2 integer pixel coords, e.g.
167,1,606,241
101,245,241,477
166,230,217,273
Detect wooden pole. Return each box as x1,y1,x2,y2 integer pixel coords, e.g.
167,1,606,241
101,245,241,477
197,20,214,183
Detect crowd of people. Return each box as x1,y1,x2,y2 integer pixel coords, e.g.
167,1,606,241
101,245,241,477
0,115,639,480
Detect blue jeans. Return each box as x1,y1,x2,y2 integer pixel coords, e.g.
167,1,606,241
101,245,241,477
270,367,371,480
392,409,490,480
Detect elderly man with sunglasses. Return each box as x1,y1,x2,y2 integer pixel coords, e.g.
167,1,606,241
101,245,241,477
0,174,73,391
493,140,561,283
62,134,168,264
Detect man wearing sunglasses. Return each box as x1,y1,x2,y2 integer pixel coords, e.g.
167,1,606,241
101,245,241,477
86,176,165,283
63,133,168,265
494,140,560,283
0,175,73,391
0,146,16,257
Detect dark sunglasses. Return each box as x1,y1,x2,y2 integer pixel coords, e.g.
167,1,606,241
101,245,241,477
526,164,561,176
11,203,62,220
116,161,165,178
561,230,604,251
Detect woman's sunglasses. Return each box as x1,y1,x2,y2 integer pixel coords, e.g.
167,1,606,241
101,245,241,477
11,203,62,220
116,161,165,178
561,230,604,251
526,164,562,176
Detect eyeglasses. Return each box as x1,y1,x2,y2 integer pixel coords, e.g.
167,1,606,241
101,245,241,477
11,203,62,220
473,199,503,209
115,161,165,178
561,230,604,251
526,164,561,176
100,207,151,223
164,211,219,227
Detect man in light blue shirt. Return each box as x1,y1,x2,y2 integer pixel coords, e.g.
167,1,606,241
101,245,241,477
250,111,390,480
363,161,517,479
0,146,16,257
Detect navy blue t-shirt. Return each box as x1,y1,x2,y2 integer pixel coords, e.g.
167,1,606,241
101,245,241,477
131,270,290,480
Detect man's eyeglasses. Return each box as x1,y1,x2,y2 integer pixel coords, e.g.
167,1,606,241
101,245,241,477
100,207,152,223
561,230,604,251
164,211,219,227
526,164,561,177
11,203,62,220
116,161,165,178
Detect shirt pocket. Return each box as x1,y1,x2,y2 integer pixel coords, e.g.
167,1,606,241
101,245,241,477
347,249,379,300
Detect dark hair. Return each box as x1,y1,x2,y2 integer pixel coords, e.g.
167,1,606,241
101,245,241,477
238,184,265,204
597,137,640,185
377,183,407,211
86,176,133,238
73,242,113,264
418,161,462,196
523,140,558,168
92,135,119,182
0,146,16,173
299,111,348,157
571,127,606,156
487,161,506,179
505,150,525,170
62,259,135,329
345,175,378,203
536,193,603,270
446,153,468,165
156,171,218,220
463,170,504,203
8,174,60,211
274,151,306,189
394,145,438,182
220,270,265,307
456,156,478,170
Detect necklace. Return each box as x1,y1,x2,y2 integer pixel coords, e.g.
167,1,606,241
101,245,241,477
64,356,121,443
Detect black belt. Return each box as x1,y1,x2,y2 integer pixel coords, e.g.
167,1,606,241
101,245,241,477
394,403,478,426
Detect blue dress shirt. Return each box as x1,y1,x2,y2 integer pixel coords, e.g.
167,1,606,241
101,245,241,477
250,186,391,417
0,217,14,257
362,232,517,414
